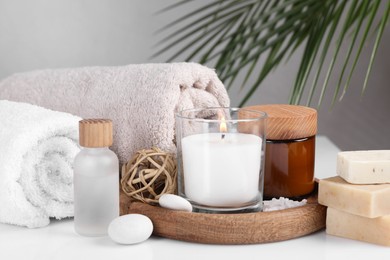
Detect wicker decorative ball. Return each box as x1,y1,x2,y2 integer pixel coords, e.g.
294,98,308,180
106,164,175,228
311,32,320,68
121,147,177,204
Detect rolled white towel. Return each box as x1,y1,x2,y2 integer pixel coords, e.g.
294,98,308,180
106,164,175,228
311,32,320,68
0,100,80,228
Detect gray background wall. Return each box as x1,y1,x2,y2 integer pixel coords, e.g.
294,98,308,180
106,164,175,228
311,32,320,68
0,0,389,151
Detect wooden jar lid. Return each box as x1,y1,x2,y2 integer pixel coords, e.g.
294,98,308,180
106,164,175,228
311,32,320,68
245,104,317,140
79,119,113,147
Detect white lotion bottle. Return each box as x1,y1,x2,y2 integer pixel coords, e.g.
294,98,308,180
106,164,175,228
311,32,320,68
74,119,119,236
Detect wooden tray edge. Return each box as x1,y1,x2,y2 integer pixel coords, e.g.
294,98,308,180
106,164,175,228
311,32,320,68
122,192,326,245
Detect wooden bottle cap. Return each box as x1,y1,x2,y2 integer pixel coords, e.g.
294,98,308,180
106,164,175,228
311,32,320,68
79,119,113,147
244,104,317,140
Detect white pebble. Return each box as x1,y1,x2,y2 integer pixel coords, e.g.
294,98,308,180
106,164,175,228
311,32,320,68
263,197,307,212
108,214,153,245
159,194,192,212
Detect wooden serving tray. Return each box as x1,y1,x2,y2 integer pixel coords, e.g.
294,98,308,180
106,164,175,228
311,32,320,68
120,190,326,245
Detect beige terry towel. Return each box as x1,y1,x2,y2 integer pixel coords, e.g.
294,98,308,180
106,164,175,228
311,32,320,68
0,63,230,163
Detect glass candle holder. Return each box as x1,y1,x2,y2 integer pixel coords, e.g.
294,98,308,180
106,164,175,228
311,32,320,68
176,107,267,213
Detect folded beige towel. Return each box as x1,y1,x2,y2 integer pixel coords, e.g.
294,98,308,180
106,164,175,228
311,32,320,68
0,63,230,163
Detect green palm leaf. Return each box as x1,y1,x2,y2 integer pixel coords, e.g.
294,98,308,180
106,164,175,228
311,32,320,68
154,0,390,107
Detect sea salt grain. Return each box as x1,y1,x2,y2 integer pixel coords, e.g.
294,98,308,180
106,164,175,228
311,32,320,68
263,197,307,212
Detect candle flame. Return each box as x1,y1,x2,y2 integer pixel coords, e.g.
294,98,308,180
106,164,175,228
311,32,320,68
220,115,227,133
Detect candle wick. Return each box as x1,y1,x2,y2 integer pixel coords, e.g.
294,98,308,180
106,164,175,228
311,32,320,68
221,134,225,140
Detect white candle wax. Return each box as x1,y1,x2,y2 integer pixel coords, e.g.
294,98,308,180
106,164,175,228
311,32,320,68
181,133,262,207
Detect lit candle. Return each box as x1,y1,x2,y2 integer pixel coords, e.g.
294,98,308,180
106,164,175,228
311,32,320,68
181,116,262,207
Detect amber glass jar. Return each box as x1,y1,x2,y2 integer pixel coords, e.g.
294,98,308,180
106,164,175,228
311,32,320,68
245,105,317,199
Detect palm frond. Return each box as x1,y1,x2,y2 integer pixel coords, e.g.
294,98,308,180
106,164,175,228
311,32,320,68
340,0,381,100
362,0,390,95
306,0,348,106
154,0,390,107
331,0,370,106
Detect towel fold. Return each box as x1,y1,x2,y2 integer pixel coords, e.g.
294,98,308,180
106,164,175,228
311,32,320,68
0,62,230,163
0,100,80,228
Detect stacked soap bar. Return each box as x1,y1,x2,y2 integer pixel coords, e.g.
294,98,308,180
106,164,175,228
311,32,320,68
319,150,390,246
337,150,390,184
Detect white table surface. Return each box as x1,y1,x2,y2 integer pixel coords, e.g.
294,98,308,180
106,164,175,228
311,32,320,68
1,136,389,260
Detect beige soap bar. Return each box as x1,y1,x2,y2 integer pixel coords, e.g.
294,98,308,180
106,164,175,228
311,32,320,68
319,176,390,218
326,207,390,246
338,150,390,184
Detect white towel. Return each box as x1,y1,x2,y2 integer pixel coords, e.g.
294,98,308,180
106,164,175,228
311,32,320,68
0,100,80,228
0,63,230,163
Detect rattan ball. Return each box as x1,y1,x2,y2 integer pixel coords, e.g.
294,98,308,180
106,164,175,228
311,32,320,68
121,147,177,204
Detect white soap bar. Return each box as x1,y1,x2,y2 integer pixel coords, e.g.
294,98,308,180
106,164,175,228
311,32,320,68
159,194,192,212
108,214,153,245
337,150,390,184
326,207,390,247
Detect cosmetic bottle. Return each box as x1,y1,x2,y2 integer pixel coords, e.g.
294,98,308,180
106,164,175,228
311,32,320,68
74,119,119,236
